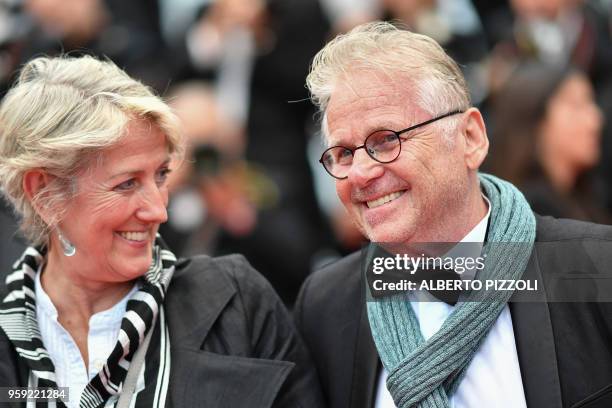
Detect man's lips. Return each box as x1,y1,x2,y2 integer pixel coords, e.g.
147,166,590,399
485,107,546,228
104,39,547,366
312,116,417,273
363,190,407,208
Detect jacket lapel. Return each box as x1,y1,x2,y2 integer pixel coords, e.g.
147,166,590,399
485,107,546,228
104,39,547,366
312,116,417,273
165,256,237,350
350,301,379,408
165,255,237,407
509,248,563,408
350,258,379,408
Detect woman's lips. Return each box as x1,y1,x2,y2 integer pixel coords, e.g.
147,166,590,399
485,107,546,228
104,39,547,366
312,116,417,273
117,231,149,242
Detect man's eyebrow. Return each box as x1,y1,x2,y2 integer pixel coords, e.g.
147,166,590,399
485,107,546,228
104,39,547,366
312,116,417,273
363,122,404,135
331,122,405,146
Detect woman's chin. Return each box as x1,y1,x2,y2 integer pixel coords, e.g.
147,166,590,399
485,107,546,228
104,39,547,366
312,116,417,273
112,258,152,281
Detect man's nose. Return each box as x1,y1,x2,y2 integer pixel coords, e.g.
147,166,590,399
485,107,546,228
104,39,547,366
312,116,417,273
136,183,169,224
346,148,384,187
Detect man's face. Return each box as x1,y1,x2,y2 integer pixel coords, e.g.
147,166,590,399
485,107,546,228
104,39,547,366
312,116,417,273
326,71,471,243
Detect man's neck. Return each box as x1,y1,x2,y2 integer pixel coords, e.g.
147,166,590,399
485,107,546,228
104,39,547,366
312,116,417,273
429,184,489,243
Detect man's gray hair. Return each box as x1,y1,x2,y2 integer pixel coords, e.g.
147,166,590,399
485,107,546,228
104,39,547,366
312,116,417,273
0,55,183,246
307,21,470,138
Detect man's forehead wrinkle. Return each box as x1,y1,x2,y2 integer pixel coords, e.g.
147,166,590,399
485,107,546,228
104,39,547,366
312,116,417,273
338,69,405,99
402,101,427,125
333,84,396,109
329,100,405,146
326,71,424,147
328,108,403,147
332,82,403,117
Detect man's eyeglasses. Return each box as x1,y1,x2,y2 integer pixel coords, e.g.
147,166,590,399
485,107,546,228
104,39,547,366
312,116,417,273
319,110,465,179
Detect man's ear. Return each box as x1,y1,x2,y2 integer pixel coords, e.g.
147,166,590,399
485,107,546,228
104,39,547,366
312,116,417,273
461,108,489,170
23,169,55,224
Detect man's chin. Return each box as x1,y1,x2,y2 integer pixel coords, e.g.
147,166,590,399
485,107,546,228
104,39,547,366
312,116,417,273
364,225,415,244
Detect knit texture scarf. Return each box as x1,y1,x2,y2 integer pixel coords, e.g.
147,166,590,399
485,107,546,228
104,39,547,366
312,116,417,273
0,235,176,408
366,173,536,408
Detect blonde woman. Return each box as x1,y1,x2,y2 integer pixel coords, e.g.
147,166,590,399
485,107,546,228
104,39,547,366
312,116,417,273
0,56,323,408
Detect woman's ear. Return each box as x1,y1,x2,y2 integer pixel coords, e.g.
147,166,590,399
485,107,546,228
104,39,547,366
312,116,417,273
462,108,489,171
23,169,55,223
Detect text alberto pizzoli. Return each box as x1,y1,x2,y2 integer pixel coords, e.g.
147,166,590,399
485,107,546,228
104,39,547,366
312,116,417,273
370,254,538,292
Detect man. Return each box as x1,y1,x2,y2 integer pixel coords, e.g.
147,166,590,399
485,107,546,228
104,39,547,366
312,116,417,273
295,21,612,408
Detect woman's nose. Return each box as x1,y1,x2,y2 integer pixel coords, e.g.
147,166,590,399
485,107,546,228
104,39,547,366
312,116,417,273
136,183,168,224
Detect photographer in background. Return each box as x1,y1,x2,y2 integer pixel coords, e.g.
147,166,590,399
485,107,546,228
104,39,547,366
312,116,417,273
161,81,269,256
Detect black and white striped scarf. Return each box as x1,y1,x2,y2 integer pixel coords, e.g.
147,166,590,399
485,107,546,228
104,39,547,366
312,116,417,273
0,235,176,407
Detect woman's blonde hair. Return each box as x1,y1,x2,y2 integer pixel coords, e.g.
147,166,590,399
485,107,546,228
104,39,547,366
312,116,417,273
0,55,183,246
306,21,470,138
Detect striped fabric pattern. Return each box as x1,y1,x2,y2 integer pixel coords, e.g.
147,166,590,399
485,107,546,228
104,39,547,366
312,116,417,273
0,236,176,408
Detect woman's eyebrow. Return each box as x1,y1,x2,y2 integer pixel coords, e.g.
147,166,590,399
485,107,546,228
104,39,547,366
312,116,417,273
107,157,171,180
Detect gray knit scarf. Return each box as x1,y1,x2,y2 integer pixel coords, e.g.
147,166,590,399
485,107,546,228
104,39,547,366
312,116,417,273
366,173,536,407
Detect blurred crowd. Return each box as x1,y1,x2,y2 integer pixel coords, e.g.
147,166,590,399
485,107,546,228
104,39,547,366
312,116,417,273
1,0,611,306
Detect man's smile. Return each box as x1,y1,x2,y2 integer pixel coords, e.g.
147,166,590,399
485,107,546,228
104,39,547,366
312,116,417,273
366,190,407,208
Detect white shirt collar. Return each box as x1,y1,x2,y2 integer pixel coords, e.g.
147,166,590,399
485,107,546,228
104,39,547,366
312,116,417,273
461,194,491,244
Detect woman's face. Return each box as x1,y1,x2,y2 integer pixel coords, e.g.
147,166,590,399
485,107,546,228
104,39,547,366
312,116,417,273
540,73,603,172
55,118,171,283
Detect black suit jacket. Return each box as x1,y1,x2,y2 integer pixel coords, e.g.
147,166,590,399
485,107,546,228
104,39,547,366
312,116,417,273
295,215,612,408
0,255,324,407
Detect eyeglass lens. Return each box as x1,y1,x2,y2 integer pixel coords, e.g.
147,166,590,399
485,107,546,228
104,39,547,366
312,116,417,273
321,130,401,178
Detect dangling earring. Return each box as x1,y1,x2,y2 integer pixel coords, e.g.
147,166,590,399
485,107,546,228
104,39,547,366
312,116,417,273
57,230,76,257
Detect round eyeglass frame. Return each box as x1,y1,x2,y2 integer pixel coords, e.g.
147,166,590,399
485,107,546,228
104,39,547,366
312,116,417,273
319,110,465,179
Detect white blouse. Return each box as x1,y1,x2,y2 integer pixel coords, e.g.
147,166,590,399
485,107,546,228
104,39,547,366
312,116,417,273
35,270,138,408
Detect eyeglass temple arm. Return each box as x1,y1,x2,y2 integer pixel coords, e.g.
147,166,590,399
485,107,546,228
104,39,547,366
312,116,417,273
396,110,465,136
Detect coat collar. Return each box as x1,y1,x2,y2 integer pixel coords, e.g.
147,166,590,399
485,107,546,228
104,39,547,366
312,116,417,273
347,253,379,408
165,256,237,349
509,241,563,408
350,297,379,408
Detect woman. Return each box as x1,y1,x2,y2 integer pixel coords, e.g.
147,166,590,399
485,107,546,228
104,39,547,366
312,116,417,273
0,55,323,407
485,62,608,222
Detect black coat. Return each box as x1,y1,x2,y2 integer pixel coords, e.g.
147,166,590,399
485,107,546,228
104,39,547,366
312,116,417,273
295,215,612,408
0,254,325,407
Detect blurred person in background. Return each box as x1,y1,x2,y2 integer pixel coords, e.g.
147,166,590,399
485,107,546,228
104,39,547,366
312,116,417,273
485,62,609,222
486,0,612,91
183,0,270,125
3,0,173,92
0,198,25,278
379,0,489,102
0,0,28,94
321,0,490,103
161,81,267,256
182,0,336,307
463,0,612,218
0,55,323,407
